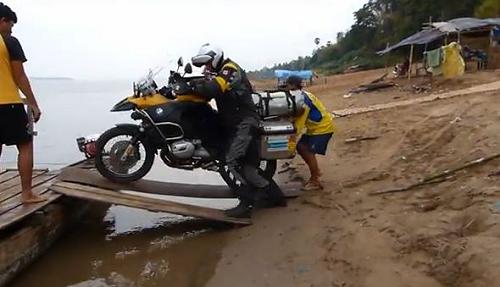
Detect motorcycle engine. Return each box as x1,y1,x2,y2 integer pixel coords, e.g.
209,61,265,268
170,139,211,160
170,140,195,159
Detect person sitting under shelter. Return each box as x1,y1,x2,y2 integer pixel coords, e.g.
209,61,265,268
394,58,409,78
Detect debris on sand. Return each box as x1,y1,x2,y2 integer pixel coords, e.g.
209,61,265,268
344,136,379,144
349,73,396,94
350,82,396,94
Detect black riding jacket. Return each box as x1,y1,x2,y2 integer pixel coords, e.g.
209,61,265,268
194,59,258,127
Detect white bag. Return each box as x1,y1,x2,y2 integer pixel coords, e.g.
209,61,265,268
252,90,305,117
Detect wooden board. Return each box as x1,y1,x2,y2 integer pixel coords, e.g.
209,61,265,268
332,81,500,118
0,191,61,230
69,159,95,169
0,171,19,184
58,167,302,199
0,173,58,202
0,170,60,231
0,169,49,192
0,174,59,216
51,181,251,225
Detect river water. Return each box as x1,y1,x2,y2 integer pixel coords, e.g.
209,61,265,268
2,79,237,287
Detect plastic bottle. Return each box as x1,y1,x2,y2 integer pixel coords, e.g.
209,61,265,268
26,105,38,136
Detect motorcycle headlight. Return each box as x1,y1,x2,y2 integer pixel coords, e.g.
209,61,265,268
131,111,145,120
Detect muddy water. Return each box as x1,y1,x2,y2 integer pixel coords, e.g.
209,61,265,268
10,162,238,287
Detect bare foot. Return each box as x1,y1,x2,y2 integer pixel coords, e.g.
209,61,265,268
22,193,48,204
304,176,322,186
301,181,324,191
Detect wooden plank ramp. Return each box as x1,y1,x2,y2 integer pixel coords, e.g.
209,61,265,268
53,164,304,225
58,167,302,199
50,181,251,225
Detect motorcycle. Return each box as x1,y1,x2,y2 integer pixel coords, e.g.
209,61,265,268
94,58,298,189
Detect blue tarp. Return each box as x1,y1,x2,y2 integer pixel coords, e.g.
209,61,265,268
274,70,313,80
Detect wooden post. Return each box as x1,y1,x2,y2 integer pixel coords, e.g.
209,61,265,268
385,42,389,69
408,44,414,81
490,27,494,47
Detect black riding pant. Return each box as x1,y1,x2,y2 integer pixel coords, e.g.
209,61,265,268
225,117,269,201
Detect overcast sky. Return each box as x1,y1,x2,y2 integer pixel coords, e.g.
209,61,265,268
9,0,366,80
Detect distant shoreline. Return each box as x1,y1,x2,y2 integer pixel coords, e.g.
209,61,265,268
30,77,74,81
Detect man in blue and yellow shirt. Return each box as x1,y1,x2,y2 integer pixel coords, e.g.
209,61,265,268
286,76,335,191
0,3,45,203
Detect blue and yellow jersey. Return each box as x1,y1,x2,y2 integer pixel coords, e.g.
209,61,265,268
294,91,335,136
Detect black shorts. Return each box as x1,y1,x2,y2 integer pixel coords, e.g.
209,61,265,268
0,104,32,146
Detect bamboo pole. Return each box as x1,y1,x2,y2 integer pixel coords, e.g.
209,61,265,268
371,153,500,196
408,44,414,81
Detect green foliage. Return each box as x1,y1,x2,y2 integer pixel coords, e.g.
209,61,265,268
475,0,500,17
251,0,485,78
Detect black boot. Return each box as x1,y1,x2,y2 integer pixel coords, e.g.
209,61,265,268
255,181,287,208
224,199,253,218
267,182,287,207
225,185,254,218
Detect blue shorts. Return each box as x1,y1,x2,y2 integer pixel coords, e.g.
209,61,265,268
298,133,333,155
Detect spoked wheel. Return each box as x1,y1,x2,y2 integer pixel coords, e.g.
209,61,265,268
95,127,155,183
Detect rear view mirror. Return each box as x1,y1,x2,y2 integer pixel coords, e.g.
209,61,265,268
177,57,184,67
184,63,193,74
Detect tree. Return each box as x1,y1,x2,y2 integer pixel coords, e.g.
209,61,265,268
476,0,500,17
336,32,345,43
314,37,320,48
250,0,484,78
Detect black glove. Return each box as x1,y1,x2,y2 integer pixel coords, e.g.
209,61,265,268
158,86,176,99
189,79,204,95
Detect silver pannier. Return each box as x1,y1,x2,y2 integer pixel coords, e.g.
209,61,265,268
259,121,297,160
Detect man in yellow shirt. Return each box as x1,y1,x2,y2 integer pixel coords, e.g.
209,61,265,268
0,3,45,203
286,76,335,191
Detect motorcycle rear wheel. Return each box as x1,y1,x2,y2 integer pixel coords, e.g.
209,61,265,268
95,127,155,183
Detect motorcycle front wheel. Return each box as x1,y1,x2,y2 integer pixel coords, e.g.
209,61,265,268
95,127,155,183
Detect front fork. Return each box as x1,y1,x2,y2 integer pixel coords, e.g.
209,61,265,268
120,135,140,162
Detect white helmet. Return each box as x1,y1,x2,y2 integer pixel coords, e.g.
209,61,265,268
191,43,224,70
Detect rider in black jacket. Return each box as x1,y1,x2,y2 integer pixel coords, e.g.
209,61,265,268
191,43,286,218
